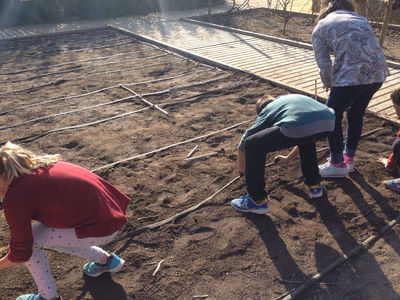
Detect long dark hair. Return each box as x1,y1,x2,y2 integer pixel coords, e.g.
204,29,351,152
318,0,355,20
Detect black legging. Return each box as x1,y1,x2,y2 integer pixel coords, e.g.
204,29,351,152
244,126,330,201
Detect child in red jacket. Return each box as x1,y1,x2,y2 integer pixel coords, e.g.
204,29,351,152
378,88,400,192
0,142,130,300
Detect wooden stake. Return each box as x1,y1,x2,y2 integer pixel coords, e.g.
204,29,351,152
282,214,400,299
152,259,165,276
120,85,168,115
105,176,241,245
92,119,252,172
187,145,198,158
314,79,318,100
279,279,335,286
185,152,218,161
379,0,394,47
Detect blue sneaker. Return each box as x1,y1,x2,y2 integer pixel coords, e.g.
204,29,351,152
308,183,324,198
16,295,61,300
83,253,125,277
383,178,400,192
231,194,269,214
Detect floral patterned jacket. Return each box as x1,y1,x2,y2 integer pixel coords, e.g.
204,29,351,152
312,10,389,88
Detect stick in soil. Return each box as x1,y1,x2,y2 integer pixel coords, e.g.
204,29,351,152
274,288,296,300
120,85,168,115
279,280,334,286
314,79,318,100
106,175,241,245
103,125,383,245
185,152,218,161
152,259,165,276
281,214,400,299
187,145,198,158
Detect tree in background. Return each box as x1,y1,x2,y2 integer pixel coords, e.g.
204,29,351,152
275,0,294,34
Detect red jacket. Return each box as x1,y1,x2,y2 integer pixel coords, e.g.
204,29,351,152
387,129,400,170
3,161,130,263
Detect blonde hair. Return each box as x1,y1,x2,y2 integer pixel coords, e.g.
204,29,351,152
0,142,60,186
318,0,355,20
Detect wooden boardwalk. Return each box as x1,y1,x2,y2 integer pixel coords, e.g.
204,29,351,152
1,11,399,123
112,18,400,123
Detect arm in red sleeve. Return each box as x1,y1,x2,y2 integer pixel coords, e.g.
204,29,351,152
387,153,399,171
386,129,400,171
3,198,34,263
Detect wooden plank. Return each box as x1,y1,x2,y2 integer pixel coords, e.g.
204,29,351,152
184,37,260,52
190,38,307,51
369,96,392,109
268,63,317,79
372,84,400,102
369,72,400,101
223,52,314,71
197,45,305,65
196,42,308,62
210,53,314,75
300,69,400,92
247,56,315,73
280,73,320,87
370,102,394,114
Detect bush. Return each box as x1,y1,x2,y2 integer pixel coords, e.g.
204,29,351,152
0,0,225,28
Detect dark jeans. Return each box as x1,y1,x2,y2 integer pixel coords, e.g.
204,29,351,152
393,138,400,167
244,126,330,201
327,82,383,163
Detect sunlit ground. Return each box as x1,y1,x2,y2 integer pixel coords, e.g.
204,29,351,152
225,0,313,13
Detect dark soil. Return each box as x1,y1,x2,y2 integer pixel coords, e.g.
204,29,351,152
1,26,400,300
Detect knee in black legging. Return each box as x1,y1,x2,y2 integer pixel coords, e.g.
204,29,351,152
244,135,264,155
244,136,256,153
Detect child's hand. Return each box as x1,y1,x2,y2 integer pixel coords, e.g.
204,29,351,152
377,157,388,167
377,157,395,172
274,155,291,165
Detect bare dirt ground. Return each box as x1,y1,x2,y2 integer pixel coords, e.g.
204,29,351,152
0,22,400,300
195,7,400,63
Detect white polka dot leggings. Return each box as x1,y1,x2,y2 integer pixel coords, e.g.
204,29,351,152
25,222,118,299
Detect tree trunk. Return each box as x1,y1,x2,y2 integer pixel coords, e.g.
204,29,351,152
379,0,394,47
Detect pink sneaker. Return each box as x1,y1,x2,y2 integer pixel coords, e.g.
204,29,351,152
343,154,355,172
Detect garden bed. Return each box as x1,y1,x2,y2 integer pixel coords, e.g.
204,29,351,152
1,27,400,299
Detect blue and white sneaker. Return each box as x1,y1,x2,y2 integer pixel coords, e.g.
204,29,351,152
16,294,61,300
308,183,324,198
231,194,269,214
383,178,400,192
83,253,125,277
